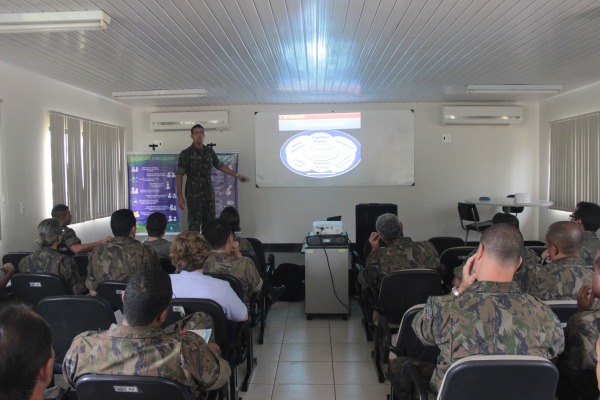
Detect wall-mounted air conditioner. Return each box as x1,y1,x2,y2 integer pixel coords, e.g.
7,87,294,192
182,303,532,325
441,105,523,125
149,111,228,131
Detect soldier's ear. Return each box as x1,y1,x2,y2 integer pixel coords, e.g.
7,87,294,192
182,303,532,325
157,308,168,325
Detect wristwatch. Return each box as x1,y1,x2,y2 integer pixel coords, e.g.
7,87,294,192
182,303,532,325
451,286,461,298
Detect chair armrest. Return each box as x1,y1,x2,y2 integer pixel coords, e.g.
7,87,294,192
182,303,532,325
406,363,429,400
379,314,401,359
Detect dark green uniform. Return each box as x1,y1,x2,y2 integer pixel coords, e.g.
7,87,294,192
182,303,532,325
19,247,86,294
203,251,262,304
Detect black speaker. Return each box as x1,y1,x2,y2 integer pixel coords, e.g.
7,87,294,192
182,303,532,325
355,203,398,260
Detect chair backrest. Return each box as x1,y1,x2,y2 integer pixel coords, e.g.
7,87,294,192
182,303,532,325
393,304,440,363
37,295,116,366
75,374,194,400
544,300,578,328
524,240,546,247
437,355,559,400
2,252,32,273
240,250,261,275
457,202,480,223
204,273,245,303
245,238,267,272
377,269,442,324
96,280,127,311
502,194,525,214
439,247,476,286
527,246,546,258
73,253,90,277
428,237,465,256
10,273,72,308
159,257,175,274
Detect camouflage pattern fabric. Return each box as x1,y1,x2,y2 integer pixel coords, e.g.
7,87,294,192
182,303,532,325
358,237,440,289
164,311,216,343
19,247,86,294
559,309,600,373
86,236,161,291
391,281,564,396
142,238,172,259
387,357,435,400
238,237,254,253
203,251,263,304
580,230,600,266
176,145,223,232
62,318,230,399
514,257,592,300
453,247,540,282
57,226,80,256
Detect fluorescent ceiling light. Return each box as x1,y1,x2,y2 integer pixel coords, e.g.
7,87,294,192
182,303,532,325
467,84,563,94
112,89,208,100
0,11,110,33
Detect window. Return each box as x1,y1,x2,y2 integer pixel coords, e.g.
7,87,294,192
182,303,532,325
49,111,126,223
549,112,600,211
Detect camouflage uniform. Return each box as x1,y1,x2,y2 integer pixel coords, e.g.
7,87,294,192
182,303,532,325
177,145,223,232
358,237,440,289
514,257,592,300
19,247,86,294
62,315,230,400
86,236,161,291
580,230,600,266
57,226,80,256
453,247,540,282
388,281,565,398
142,238,172,259
238,237,254,253
203,251,263,304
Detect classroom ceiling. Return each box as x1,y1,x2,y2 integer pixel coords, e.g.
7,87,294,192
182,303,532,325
1,0,600,107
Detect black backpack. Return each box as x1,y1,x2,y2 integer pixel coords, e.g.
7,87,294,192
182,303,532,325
271,263,305,301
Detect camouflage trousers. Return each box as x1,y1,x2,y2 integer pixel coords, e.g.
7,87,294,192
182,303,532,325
388,356,435,400
187,196,215,232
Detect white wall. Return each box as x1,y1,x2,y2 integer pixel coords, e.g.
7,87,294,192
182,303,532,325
538,82,600,233
132,102,542,243
0,61,132,255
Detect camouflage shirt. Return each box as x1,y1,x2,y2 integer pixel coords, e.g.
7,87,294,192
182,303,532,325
19,247,86,294
580,230,600,266
514,256,592,300
62,323,231,400
86,236,161,291
203,251,263,304
176,145,223,201
558,309,600,374
412,280,564,394
358,237,440,288
238,237,254,253
57,226,81,256
453,247,540,282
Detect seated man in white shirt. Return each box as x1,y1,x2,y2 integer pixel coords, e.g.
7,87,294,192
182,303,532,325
169,231,248,322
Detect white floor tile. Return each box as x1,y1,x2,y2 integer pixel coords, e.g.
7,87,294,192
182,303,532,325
286,313,329,328
335,383,390,399
253,342,282,362
272,384,336,400
249,361,278,384
275,361,334,384
332,343,374,362
333,361,381,384
238,383,274,400
258,327,285,344
330,326,368,343
287,301,306,315
283,327,331,343
280,343,333,362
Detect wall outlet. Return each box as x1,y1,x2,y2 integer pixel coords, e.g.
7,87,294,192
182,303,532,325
153,140,162,148
19,201,26,215
442,134,451,143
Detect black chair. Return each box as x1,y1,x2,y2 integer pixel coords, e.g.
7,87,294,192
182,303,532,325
427,237,465,256
10,272,72,309
75,374,207,400
502,194,525,216
457,202,493,243
524,240,546,247
159,257,175,274
439,246,476,287
245,237,267,274
37,295,116,374
544,300,578,328
527,246,546,259
73,253,90,277
372,269,442,382
2,251,32,273
409,355,559,400
96,280,127,311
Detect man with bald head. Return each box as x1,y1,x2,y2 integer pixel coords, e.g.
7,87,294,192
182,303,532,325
388,223,564,398
515,221,591,300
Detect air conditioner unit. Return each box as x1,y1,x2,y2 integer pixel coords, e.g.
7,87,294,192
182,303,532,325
149,111,228,131
441,105,523,125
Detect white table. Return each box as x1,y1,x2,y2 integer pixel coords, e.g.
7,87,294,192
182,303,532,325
465,197,553,208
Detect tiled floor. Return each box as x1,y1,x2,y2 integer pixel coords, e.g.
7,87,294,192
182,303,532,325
237,300,390,400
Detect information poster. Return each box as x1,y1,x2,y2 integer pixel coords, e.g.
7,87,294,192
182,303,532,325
128,152,239,234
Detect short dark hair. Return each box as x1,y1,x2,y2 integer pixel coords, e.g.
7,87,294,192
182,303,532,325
546,221,582,255
146,212,167,237
491,212,520,228
219,206,241,232
0,304,53,400
190,124,204,134
111,209,137,237
202,218,232,249
480,223,524,265
573,201,600,231
51,204,69,219
123,269,172,326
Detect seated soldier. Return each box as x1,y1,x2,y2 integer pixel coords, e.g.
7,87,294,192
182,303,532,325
51,204,111,255
219,206,254,253
0,304,55,400
570,201,600,265
358,213,440,290
515,221,591,300
169,231,248,322
63,269,231,399
19,218,86,294
142,212,172,258
388,224,564,399
452,213,539,286
557,250,600,400
86,209,160,296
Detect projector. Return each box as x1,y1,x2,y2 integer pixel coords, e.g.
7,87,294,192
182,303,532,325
312,220,343,235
